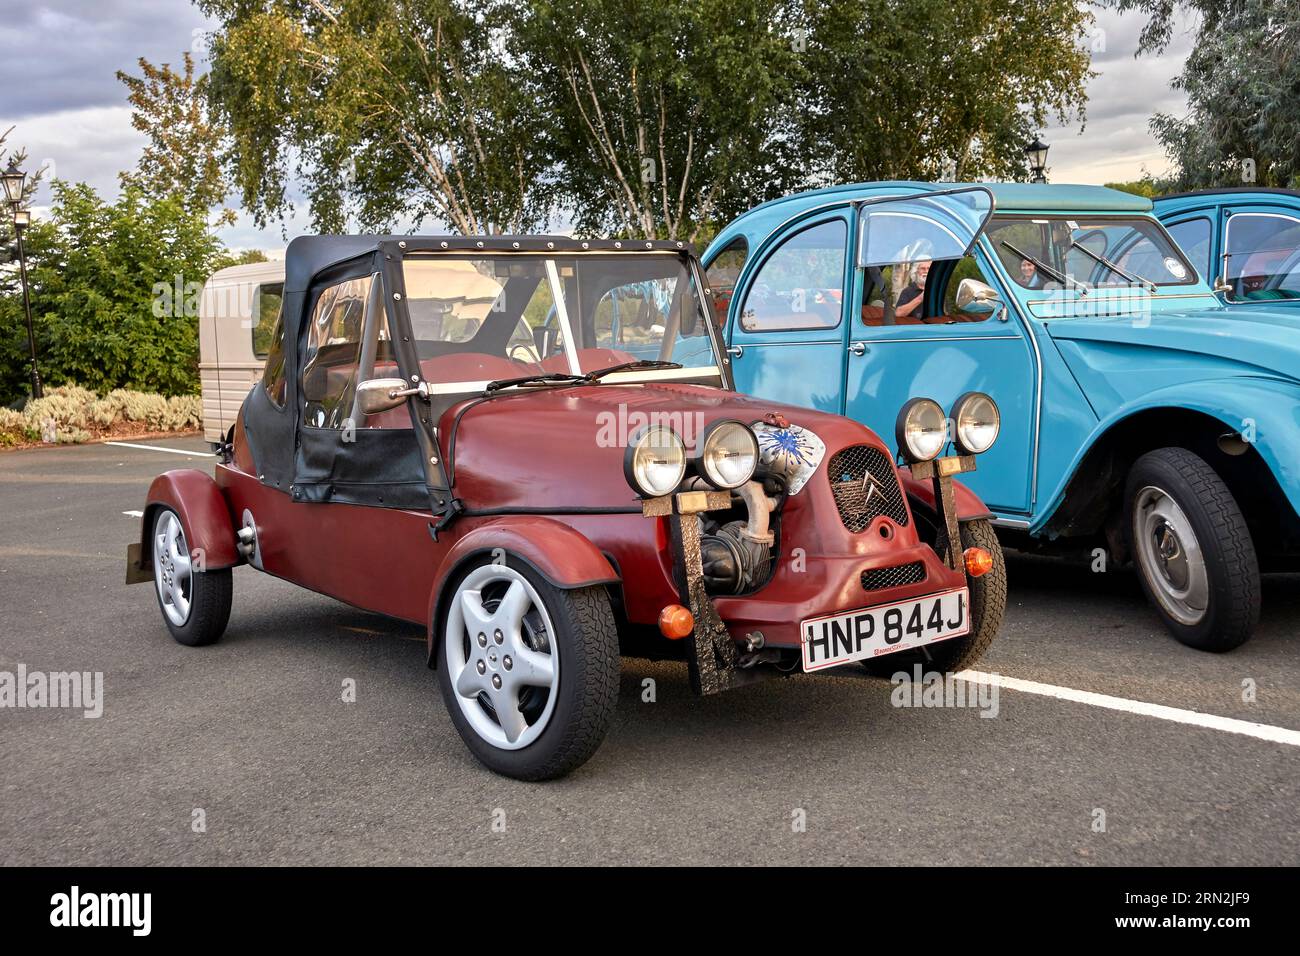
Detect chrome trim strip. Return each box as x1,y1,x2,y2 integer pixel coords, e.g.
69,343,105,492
1025,291,1219,307
853,335,1023,343
991,517,1032,529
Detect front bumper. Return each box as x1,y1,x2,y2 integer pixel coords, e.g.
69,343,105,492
647,459,977,695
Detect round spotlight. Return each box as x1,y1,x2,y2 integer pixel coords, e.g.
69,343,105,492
951,392,1001,455
624,424,687,498
895,398,948,463
697,419,759,489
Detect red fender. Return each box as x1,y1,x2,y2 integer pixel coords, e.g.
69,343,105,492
426,516,620,664
139,470,241,571
895,465,994,521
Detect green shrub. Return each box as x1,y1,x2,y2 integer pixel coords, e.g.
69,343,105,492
0,383,202,446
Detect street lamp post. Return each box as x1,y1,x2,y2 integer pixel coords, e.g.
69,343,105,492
1025,136,1050,184
4,160,42,398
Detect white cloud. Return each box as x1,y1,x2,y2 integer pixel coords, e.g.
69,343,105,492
1041,5,1199,184
9,106,144,204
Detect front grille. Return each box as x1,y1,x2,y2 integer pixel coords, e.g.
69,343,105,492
826,444,909,532
861,561,926,592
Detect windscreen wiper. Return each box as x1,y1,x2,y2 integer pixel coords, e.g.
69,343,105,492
584,360,683,380
1001,240,1089,294
1069,240,1157,292
484,372,588,393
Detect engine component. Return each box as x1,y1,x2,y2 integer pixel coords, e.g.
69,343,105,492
699,480,778,594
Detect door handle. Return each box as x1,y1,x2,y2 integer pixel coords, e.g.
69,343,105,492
848,341,869,356
726,345,744,358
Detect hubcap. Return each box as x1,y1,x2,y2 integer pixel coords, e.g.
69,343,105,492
1132,486,1209,626
444,565,559,750
153,511,193,627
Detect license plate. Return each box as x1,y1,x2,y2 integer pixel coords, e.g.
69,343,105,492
801,588,969,672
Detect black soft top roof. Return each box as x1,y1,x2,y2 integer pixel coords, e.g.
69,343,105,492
284,234,697,293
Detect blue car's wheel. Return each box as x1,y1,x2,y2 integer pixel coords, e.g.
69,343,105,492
1124,448,1260,652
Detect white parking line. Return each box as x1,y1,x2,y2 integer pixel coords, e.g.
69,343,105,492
957,669,1300,748
104,441,213,458
122,510,144,518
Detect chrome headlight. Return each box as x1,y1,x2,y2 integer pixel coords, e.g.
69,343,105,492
697,419,759,489
951,392,1000,455
895,397,948,463
624,424,687,498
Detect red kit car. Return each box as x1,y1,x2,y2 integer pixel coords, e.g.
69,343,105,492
126,236,1007,779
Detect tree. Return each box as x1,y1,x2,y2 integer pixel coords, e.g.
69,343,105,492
117,53,235,225
201,0,549,235
1104,178,1163,198
1110,0,1300,188
796,0,1093,184
0,182,232,403
201,0,1097,240
508,0,807,241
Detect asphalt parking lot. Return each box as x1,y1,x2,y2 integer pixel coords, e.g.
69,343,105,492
1,435,1297,866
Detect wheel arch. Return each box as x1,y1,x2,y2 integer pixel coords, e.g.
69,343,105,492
138,470,241,573
1037,402,1300,563
425,517,621,667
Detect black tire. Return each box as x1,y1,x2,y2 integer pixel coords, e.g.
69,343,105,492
1124,448,1260,651
862,518,1007,676
151,507,232,647
436,559,620,781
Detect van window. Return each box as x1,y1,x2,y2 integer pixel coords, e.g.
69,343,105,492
251,283,284,358
739,220,846,332
261,315,288,408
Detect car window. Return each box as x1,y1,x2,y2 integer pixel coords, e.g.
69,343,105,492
1224,213,1300,301
301,274,390,429
594,281,680,350
740,220,846,332
704,237,747,328
941,257,995,322
860,255,993,327
1166,218,1213,283
401,254,718,382
251,282,283,358
260,315,287,408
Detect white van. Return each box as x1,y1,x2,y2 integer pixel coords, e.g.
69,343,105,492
198,261,284,445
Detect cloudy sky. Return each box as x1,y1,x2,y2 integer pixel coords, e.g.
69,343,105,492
0,1,1197,253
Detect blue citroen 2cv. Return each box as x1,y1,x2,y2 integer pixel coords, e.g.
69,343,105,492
703,182,1300,652
1155,188,1300,307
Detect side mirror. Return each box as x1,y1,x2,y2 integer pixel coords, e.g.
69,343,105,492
954,278,1001,312
356,378,411,415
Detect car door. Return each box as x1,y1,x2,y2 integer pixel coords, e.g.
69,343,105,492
844,192,1037,514
719,209,854,414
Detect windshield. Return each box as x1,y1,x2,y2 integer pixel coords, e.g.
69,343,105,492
987,216,1196,290
399,253,720,389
